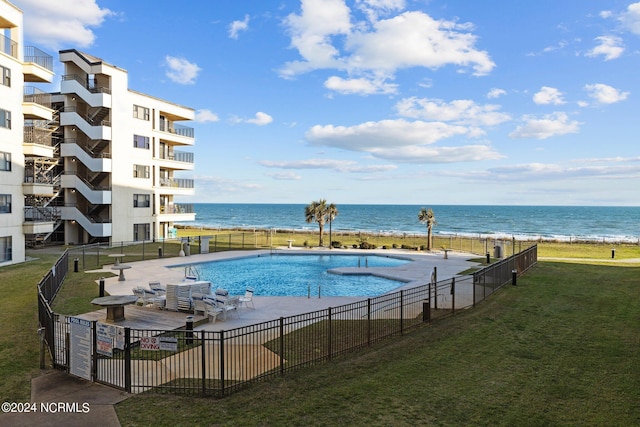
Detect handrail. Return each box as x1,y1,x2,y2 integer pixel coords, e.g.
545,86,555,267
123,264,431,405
61,74,111,94
63,170,112,191
24,46,54,71
0,33,18,58
62,138,111,159
61,106,111,127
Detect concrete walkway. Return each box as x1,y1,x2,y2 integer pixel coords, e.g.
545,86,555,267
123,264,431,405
11,247,478,426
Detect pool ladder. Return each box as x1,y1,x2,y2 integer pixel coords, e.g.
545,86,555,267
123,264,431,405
308,284,322,299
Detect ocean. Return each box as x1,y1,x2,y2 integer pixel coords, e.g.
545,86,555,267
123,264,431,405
179,204,640,243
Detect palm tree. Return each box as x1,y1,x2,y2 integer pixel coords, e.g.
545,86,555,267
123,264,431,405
305,199,338,247
327,203,338,248
418,207,437,251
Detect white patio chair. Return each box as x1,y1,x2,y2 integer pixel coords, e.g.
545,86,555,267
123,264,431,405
191,293,207,316
238,287,255,309
215,296,240,320
203,298,223,323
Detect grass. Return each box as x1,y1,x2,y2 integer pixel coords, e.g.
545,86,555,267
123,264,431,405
1,241,639,424
113,261,640,426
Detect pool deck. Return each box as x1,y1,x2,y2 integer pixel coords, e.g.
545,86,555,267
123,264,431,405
84,247,480,332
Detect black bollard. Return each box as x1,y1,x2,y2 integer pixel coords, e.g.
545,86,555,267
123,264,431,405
74,258,79,273
158,247,163,258
186,316,194,345
486,253,490,263
611,248,615,259
512,269,517,286
99,277,105,297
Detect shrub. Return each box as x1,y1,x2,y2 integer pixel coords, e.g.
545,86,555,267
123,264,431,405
359,241,377,250
331,241,342,248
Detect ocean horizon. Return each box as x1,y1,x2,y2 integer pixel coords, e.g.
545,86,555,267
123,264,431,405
177,203,640,244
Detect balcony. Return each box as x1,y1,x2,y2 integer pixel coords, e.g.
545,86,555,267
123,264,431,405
23,87,53,120
158,121,194,145
159,177,194,188
23,123,54,157
23,206,59,234
156,150,195,171
158,203,196,221
0,33,17,59
23,46,54,83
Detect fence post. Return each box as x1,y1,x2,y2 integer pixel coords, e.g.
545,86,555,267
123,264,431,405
400,290,404,334
279,317,285,374
327,307,332,360
423,299,430,323
220,330,225,396
367,299,371,346
201,330,206,395
124,327,131,393
451,277,455,314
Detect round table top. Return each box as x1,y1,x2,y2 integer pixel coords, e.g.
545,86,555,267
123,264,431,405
91,295,138,307
111,264,131,270
108,254,126,257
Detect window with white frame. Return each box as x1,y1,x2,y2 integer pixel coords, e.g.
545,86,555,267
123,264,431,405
0,236,12,262
0,66,10,87
133,194,150,207
133,104,150,120
133,134,150,149
133,223,150,241
0,109,11,129
0,152,10,171
133,164,150,178
0,194,11,213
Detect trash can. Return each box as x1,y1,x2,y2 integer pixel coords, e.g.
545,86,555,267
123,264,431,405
493,245,502,259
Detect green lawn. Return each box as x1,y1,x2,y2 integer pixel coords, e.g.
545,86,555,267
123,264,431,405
114,261,640,426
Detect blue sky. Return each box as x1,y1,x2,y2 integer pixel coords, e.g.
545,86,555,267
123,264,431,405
14,0,640,206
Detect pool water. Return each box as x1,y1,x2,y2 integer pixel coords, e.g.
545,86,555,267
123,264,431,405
173,254,410,297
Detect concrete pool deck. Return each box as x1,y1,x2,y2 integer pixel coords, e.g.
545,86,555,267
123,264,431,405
86,247,481,331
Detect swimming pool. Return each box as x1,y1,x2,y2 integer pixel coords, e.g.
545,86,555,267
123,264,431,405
172,254,411,297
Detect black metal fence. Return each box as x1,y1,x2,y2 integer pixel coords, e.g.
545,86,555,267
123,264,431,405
37,244,537,397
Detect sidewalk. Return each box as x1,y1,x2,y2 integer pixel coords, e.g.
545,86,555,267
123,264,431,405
1,370,128,427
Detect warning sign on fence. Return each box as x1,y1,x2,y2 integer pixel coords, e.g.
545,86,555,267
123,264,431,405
140,336,177,352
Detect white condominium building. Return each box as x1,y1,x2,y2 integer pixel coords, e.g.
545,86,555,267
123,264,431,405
1,1,196,267
56,49,196,246
1,0,55,266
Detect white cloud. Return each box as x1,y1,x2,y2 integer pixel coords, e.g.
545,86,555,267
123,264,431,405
260,158,397,173
304,119,502,163
533,86,566,105
266,171,302,180
14,0,113,50
246,112,273,125
229,15,250,39
194,109,219,123
619,2,640,34
584,83,629,104
395,97,511,126
509,112,581,140
280,2,494,92
586,35,624,61
164,56,201,84
487,88,506,99
324,75,397,95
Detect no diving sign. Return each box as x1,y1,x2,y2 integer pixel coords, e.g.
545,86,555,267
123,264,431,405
140,336,177,352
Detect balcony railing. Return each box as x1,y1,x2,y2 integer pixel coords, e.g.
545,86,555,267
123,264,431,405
159,178,194,188
62,74,111,94
24,87,52,109
159,203,194,214
159,121,194,138
24,125,53,146
24,46,54,72
1,33,17,58
24,206,60,222
161,150,194,163
63,138,111,158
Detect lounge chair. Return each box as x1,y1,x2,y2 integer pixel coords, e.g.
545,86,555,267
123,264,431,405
203,298,223,323
215,296,240,320
238,287,255,309
191,293,207,316
149,281,166,295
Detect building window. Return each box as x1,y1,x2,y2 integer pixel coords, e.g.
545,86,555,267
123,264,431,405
133,164,150,178
133,105,150,120
0,236,12,262
133,194,150,207
1,66,10,87
0,195,11,213
0,152,10,171
0,109,11,129
133,223,150,241
133,134,150,149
